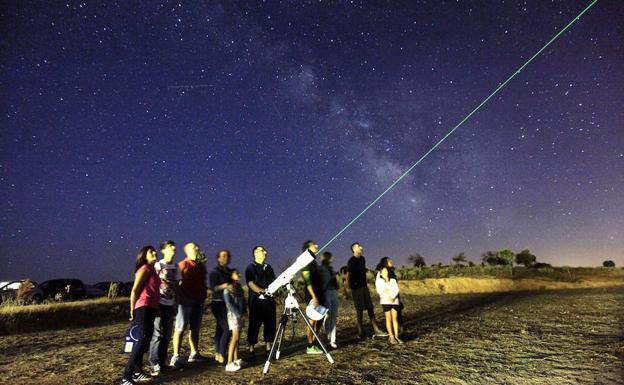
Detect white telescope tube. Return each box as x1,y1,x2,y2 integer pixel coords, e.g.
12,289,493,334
265,249,315,296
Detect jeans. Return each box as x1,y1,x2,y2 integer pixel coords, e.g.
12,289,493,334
323,289,339,344
210,301,230,356
148,304,176,366
123,306,157,379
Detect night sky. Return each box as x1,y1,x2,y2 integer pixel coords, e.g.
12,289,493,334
1,1,622,283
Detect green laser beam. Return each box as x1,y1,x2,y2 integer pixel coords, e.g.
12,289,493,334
318,0,599,254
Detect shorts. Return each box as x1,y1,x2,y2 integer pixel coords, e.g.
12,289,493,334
227,312,244,331
175,301,203,333
351,286,374,311
382,304,401,313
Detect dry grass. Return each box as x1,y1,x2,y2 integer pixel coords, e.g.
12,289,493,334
1,287,623,384
2,268,623,335
0,297,128,335
393,266,624,281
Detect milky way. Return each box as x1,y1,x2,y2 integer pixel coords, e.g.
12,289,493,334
1,1,622,282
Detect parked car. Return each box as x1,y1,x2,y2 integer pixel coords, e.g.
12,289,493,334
0,280,44,304
38,279,87,301
85,284,106,298
93,281,131,296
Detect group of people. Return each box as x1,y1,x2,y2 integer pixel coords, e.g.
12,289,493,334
120,240,404,385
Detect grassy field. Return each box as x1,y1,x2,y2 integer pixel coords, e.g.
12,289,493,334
392,265,624,281
0,297,128,335
0,287,622,384
2,267,622,335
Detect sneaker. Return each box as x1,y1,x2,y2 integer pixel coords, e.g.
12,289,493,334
306,345,323,355
120,379,135,385
396,338,404,344
150,364,160,376
188,352,210,363
168,355,186,370
388,337,398,345
225,362,240,372
132,372,152,383
234,358,243,366
329,342,338,349
160,364,176,372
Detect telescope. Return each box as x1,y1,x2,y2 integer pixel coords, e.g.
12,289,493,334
262,248,334,375
265,249,315,297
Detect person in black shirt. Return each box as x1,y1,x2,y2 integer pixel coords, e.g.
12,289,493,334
301,240,324,354
209,249,233,364
345,242,386,339
244,245,277,359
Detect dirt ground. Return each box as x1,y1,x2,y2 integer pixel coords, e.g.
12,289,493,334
1,287,623,385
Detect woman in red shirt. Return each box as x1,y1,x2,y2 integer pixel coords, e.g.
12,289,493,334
121,246,160,385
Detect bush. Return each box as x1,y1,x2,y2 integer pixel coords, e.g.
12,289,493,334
603,260,616,268
533,262,552,269
394,265,513,280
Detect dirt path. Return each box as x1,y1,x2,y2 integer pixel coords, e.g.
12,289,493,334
1,287,622,384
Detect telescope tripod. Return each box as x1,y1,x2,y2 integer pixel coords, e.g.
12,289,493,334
262,283,334,374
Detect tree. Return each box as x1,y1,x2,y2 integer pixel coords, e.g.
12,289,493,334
499,249,516,266
482,251,505,266
452,252,467,265
515,249,537,267
603,260,616,268
408,253,426,267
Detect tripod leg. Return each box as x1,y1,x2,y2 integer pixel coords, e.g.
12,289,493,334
275,318,287,360
296,307,335,364
263,313,287,375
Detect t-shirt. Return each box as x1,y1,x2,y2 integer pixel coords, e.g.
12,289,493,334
155,259,181,306
347,255,368,289
135,264,160,309
302,258,323,302
209,265,231,302
178,258,207,303
245,262,276,302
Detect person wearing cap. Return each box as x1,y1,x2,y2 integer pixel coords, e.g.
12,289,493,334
301,240,325,354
